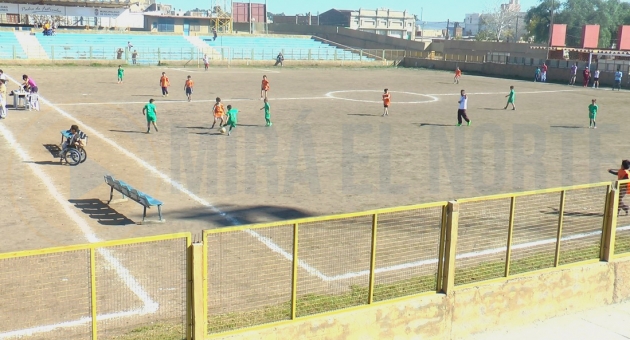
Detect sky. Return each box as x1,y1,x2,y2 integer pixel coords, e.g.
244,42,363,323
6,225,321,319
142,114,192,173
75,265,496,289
177,0,541,22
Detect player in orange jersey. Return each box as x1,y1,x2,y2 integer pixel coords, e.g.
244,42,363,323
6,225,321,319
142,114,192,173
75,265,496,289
211,97,226,129
184,75,194,102
261,75,269,100
382,88,391,116
609,160,630,216
160,72,170,97
454,67,462,84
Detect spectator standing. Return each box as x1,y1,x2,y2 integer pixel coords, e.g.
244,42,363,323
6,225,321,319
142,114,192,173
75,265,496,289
582,67,590,87
569,62,577,85
212,28,218,41
132,50,138,65
614,69,623,91
541,63,548,82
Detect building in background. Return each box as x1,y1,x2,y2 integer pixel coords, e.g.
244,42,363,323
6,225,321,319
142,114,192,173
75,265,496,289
273,14,319,25
319,8,415,39
464,0,527,41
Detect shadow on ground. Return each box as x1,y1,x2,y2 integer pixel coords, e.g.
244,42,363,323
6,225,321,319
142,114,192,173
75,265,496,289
169,204,314,227
43,144,61,157
69,199,135,226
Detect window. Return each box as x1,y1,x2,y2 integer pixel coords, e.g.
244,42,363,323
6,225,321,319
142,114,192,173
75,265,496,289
6,14,19,24
157,18,174,32
190,25,201,32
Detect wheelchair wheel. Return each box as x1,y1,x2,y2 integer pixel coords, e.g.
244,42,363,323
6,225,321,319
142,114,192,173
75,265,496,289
65,149,81,166
79,148,87,163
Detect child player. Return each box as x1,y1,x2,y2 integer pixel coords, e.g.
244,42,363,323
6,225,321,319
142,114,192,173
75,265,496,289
211,97,225,129
224,104,238,136
382,88,391,116
504,85,516,110
142,99,158,133
588,99,598,129
261,75,269,100
260,98,272,126
454,67,462,84
160,72,170,97
609,160,630,216
117,65,124,84
185,75,194,102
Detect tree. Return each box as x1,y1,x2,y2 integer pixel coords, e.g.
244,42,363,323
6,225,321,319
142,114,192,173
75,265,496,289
525,0,559,44
525,0,630,48
482,1,520,41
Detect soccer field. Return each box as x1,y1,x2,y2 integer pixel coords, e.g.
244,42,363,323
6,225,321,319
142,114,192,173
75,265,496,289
1,65,629,338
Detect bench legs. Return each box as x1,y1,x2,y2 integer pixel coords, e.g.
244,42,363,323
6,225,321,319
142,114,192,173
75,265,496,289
140,204,165,225
107,186,128,204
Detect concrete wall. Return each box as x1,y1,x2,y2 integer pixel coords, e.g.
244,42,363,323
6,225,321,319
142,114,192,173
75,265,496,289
214,257,630,340
402,57,623,87
431,40,548,59
267,24,430,51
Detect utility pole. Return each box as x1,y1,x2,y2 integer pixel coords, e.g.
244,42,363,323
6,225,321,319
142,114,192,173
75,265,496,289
546,0,555,60
515,16,519,42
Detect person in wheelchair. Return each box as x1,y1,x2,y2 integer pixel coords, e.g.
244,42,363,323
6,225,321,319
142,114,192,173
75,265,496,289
60,124,86,159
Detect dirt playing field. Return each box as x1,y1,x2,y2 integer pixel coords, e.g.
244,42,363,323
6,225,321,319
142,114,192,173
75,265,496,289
1,64,629,338
2,65,628,250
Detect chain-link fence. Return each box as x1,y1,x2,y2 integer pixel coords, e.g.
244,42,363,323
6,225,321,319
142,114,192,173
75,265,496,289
0,233,190,340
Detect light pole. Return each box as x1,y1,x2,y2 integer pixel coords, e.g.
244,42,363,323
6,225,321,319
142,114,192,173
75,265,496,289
547,0,555,60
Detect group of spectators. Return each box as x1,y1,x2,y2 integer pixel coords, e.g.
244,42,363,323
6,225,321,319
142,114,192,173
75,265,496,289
36,21,57,36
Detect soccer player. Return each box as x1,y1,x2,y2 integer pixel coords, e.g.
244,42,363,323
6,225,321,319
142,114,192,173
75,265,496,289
142,99,159,133
261,75,269,100
160,72,170,97
541,63,548,82
211,97,225,129
457,89,471,126
569,62,577,85
454,67,462,84
224,104,238,136
582,67,591,87
614,69,623,91
203,54,209,71
609,160,630,216
184,75,194,102
117,65,124,84
382,88,391,116
592,69,600,88
504,86,516,110
588,99,598,129
260,98,272,126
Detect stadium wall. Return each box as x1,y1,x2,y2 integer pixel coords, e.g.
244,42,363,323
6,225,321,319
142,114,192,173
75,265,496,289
265,23,431,51
402,56,623,87
430,40,548,59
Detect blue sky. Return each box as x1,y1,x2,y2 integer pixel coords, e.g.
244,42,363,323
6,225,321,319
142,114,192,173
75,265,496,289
179,0,540,22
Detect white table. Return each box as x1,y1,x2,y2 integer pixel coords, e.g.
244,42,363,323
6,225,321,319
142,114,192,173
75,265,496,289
12,91,28,110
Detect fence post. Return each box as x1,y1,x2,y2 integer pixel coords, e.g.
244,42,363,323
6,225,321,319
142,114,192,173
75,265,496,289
554,190,567,267
157,48,161,61
12,45,15,59
504,196,516,277
90,247,98,340
192,242,205,340
367,214,378,304
602,184,620,261
51,45,54,60
89,46,93,59
291,223,299,319
441,201,459,294
360,49,363,62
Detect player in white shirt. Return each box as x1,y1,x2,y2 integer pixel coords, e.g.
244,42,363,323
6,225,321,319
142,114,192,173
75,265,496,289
457,90,471,126
592,69,600,88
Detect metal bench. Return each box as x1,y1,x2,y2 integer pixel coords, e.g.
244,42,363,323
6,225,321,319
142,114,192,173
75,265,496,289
104,174,164,224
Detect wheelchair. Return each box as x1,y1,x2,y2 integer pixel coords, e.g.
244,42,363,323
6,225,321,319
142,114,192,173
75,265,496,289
59,130,88,166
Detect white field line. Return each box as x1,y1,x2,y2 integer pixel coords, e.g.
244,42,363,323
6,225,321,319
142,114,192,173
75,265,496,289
54,96,330,106
0,309,143,339
7,76,330,284
0,121,157,339
55,89,577,106
325,224,630,282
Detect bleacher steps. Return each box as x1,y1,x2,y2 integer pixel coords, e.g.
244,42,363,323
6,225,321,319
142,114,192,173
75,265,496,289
14,31,49,60
183,35,222,61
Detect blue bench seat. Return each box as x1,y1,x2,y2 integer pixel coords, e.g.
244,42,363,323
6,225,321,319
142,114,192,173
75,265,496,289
104,175,164,223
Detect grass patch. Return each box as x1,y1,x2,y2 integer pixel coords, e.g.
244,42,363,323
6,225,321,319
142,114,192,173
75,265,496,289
615,233,630,255
112,322,184,340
